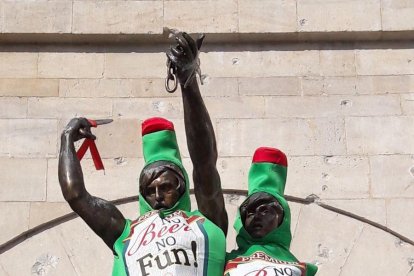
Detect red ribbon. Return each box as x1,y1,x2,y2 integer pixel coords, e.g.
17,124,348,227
76,119,105,171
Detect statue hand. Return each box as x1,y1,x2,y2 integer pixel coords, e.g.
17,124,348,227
166,32,205,84
62,117,96,142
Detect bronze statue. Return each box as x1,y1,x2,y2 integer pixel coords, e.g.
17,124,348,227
59,32,228,275
224,147,318,275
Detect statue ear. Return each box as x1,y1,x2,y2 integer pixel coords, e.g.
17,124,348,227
275,203,285,226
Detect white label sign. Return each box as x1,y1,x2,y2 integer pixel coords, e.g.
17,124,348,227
225,251,305,276
123,211,207,276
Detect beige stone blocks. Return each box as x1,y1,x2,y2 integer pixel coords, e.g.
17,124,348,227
356,75,414,94
346,116,414,154
0,0,414,36
105,53,164,78
401,93,414,115
0,53,38,78
382,0,414,31
198,77,239,97
266,95,401,118
2,1,72,33
287,156,370,199
59,77,237,98
319,50,356,77
60,78,168,98
29,202,72,229
216,118,346,157
302,76,358,95
291,204,364,275
238,0,297,33
0,97,27,118
201,51,320,77
0,228,82,275
0,2,413,275
28,97,112,119
356,49,414,75
370,155,414,198
225,197,245,250
297,0,381,32
164,0,238,33
38,53,105,79
57,220,114,275
387,199,414,240
217,157,250,190
0,119,57,157
205,96,265,119
324,199,387,225
0,2,3,33
0,202,29,244
47,158,144,202
339,226,414,275
239,77,300,96
0,79,59,97
72,1,163,34
0,158,47,201
301,74,414,96
113,97,183,119
0,263,6,275
87,118,142,158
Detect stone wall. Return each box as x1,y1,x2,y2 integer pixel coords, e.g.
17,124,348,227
0,1,414,275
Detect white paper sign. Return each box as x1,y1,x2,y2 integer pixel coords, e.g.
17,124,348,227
225,251,305,276
123,211,207,276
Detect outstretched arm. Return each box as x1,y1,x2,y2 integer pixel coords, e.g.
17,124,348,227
58,118,126,252
167,32,228,235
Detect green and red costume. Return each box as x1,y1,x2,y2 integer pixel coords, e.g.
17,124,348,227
225,147,317,276
112,117,226,276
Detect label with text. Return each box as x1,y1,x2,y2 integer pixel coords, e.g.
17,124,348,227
225,251,306,276
123,211,206,276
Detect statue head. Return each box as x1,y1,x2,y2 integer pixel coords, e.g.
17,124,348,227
233,147,292,249
240,192,284,238
139,117,190,215
139,161,185,210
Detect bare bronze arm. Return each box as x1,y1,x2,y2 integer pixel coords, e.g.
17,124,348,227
167,32,228,235
58,118,126,252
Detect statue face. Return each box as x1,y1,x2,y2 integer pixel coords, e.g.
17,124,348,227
243,195,284,239
142,170,182,210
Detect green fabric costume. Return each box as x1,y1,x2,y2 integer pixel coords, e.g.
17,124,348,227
225,147,317,276
112,117,226,276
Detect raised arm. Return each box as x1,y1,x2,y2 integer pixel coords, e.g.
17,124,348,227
58,118,125,252
166,32,228,235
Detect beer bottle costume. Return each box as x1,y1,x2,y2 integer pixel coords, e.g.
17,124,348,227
112,117,226,276
225,147,317,276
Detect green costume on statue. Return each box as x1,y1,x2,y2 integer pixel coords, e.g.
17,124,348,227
225,147,317,276
112,117,226,276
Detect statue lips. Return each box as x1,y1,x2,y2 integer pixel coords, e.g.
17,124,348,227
153,202,168,210
251,221,264,232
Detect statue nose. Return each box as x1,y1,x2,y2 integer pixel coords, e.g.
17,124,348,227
155,187,163,201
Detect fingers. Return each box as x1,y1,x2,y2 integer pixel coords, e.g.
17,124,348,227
175,33,196,57
181,32,198,56
167,32,203,60
73,117,91,128
78,119,94,139
166,50,180,65
79,128,96,140
64,117,98,141
175,33,190,51
170,45,185,58
166,47,188,69
196,34,205,50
